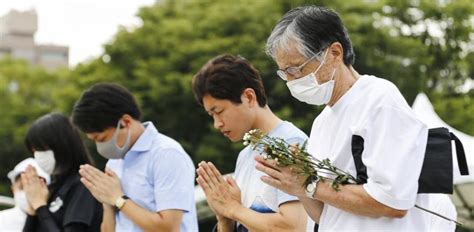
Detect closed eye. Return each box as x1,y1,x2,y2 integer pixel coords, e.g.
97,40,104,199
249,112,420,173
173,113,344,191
98,134,109,142
206,106,224,117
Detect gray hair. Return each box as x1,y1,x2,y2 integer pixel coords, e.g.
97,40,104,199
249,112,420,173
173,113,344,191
265,6,355,65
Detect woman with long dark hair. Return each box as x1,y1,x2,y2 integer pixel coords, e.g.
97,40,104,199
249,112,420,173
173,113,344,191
21,112,102,232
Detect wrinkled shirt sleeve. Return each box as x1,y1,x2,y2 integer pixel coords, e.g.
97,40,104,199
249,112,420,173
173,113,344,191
361,106,428,210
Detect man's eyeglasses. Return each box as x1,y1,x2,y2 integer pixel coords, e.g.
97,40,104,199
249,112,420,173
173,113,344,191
276,52,322,81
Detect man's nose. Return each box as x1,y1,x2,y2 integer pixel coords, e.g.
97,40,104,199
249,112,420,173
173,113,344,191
213,116,223,129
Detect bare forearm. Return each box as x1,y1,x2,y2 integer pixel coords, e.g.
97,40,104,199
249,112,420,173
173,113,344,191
230,203,306,232
315,180,406,218
120,200,180,231
216,216,235,232
298,197,323,223
101,204,115,232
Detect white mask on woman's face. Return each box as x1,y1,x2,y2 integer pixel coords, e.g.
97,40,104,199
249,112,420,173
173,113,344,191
14,190,30,213
286,49,337,105
34,150,56,175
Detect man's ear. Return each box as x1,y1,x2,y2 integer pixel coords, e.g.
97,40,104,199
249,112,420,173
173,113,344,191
329,42,343,63
241,88,257,107
120,114,134,127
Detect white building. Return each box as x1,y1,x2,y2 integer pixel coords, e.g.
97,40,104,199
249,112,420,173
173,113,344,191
0,9,68,70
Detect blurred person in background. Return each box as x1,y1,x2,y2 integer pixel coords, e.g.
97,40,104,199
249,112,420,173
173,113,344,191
22,113,103,232
0,158,50,232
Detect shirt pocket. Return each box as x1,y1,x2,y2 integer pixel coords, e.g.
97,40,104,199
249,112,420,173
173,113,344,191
123,171,155,211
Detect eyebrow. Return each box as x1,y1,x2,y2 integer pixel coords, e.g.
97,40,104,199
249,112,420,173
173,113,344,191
281,60,304,70
206,106,217,114
288,61,302,67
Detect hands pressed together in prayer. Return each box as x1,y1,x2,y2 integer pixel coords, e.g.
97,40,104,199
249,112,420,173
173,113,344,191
254,156,308,198
21,165,49,215
196,161,241,220
79,164,124,206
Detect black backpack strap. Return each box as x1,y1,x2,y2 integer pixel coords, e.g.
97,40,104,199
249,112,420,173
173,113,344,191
351,129,460,194
450,132,470,175
351,135,367,184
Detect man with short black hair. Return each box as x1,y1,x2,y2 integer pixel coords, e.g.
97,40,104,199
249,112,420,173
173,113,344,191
73,83,197,232
193,54,310,231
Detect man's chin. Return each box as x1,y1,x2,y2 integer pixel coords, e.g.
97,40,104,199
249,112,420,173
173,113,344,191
229,137,241,143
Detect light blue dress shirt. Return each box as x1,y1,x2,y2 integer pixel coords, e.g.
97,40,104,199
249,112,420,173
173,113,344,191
107,122,198,232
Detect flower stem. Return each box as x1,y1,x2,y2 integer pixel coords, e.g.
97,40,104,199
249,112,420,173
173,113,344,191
414,205,462,226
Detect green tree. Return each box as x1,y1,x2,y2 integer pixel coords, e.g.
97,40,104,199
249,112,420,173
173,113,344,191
0,0,472,199
0,57,66,195
81,0,473,172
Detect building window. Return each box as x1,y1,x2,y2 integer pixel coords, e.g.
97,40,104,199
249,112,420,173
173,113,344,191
12,48,35,62
40,51,67,62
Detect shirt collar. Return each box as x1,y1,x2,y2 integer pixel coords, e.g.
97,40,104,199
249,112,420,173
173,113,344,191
329,75,366,112
129,121,158,153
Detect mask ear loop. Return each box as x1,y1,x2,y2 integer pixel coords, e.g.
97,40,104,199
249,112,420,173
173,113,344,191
112,120,125,147
309,49,331,86
118,119,126,129
115,119,132,150
312,49,329,74
330,68,337,81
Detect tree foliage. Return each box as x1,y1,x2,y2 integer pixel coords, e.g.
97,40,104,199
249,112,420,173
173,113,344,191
0,0,472,197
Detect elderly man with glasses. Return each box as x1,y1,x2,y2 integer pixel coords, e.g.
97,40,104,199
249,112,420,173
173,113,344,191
255,5,454,232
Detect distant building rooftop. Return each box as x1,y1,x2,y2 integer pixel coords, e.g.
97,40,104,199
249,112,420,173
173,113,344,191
0,9,69,70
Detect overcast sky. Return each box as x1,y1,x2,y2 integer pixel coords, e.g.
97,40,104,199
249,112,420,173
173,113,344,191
0,0,155,66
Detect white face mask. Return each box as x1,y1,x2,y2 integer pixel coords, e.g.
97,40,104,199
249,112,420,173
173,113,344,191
14,191,29,213
34,150,56,175
286,49,337,105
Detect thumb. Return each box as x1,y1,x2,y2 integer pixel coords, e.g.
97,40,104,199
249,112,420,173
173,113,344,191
226,176,238,188
21,173,28,187
105,168,117,178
